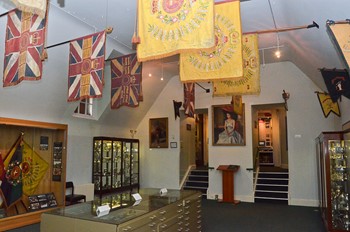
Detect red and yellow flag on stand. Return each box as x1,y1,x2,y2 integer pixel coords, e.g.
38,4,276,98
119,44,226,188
180,0,243,82
213,33,260,96
137,0,215,62
316,92,341,118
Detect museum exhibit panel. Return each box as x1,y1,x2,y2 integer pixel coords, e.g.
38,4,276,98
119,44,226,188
41,188,202,232
93,137,140,195
0,117,67,231
316,131,350,231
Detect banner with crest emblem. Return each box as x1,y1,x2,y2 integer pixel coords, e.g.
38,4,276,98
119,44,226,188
68,31,106,102
180,0,243,82
213,33,260,96
0,134,23,208
3,9,47,87
111,53,143,109
22,141,49,196
137,0,215,62
316,92,340,118
10,0,47,18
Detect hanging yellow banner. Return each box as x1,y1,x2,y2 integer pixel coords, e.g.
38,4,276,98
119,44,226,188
180,0,243,82
213,33,260,96
316,92,340,118
137,0,215,62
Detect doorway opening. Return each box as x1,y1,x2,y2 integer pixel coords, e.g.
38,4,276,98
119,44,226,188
252,103,288,170
179,109,209,182
252,103,289,204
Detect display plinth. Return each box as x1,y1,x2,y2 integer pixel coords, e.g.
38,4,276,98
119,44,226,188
217,165,240,204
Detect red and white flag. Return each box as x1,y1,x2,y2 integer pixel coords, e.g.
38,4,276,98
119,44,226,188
184,83,195,118
3,9,47,87
68,31,106,102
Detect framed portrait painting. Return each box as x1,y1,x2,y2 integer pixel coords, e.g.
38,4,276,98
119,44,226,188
212,104,245,146
149,117,168,148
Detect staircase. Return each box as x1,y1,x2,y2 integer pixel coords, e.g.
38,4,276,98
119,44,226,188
183,168,209,198
254,167,289,204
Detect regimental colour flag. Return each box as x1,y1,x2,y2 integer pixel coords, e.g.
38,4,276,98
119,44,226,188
111,53,143,109
327,21,350,71
213,33,260,96
137,0,215,62
3,9,47,87
184,83,195,118
320,68,350,102
68,31,106,102
0,134,23,208
10,0,47,18
22,140,49,196
180,0,243,82
316,92,341,118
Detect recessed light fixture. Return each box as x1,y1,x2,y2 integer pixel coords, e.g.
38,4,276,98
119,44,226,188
148,73,152,77
160,77,164,81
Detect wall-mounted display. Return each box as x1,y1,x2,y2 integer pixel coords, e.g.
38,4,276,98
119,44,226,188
0,117,67,231
212,104,245,146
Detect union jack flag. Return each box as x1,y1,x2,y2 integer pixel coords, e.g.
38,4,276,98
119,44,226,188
68,31,106,102
111,53,143,109
3,9,46,87
184,83,195,118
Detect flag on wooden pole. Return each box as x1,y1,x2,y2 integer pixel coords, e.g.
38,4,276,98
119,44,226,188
68,31,106,102
110,53,143,109
180,0,243,82
3,9,47,87
137,0,215,62
213,33,260,96
184,83,195,118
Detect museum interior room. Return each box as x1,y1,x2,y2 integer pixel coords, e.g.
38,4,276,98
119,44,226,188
0,0,350,231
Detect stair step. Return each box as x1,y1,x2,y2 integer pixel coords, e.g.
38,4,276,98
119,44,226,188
255,191,288,199
190,170,209,176
257,179,288,185
258,173,289,179
188,175,208,181
256,185,288,192
255,197,288,204
185,181,208,188
183,186,207,193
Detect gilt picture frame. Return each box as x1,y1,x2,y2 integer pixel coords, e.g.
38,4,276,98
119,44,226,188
149,117,168,148
212,104,245,146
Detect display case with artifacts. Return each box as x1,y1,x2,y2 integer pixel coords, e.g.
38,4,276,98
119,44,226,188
0,117,67,231
316,131,350,232
93,137,139,195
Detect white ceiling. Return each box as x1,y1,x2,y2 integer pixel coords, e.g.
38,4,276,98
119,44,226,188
0,0,349,126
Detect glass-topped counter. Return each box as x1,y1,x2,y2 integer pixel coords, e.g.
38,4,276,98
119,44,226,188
42,188,198,225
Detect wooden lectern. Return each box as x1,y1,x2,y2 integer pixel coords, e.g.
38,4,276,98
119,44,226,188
217,165,240,204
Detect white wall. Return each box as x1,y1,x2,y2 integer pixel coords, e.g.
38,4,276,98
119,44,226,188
136,61,340,206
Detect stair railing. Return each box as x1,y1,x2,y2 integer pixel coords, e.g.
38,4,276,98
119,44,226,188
253,148,260,192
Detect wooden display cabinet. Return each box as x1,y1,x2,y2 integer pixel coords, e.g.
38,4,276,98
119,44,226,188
316,131,350,232
93,137,139,195
0,117,67,231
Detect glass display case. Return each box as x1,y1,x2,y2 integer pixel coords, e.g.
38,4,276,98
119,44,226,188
316,131,350,231
93,137,139,195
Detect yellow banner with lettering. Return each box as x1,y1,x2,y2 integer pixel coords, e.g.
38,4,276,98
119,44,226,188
179,0,243,82
137,0,215,62
213,33,260,96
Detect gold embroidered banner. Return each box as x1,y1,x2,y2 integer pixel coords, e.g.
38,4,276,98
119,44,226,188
316,92,341,118
11,0,47,18
137,0,215,62
179,0,242,82
213,33,260,96
327,22,350,70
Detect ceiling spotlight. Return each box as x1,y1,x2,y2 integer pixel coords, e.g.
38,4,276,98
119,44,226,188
148,73,152,77
160,77,164,81
275,49,281,59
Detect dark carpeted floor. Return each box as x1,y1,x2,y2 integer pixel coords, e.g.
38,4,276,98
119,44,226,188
201,199,326,232
7,199,326,232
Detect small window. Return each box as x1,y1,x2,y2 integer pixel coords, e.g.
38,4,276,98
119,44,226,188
74,98,93,117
